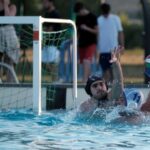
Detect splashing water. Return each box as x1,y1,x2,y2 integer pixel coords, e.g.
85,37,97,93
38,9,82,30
0,108,150,150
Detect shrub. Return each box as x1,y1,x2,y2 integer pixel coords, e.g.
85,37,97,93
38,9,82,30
120,13,143,49
123,23,143,49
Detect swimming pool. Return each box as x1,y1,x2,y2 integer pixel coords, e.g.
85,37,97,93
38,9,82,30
0,109,150,150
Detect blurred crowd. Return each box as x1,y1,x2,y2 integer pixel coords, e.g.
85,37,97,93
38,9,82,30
0,0,125,84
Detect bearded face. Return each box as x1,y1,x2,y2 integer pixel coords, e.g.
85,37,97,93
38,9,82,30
90,81,108,100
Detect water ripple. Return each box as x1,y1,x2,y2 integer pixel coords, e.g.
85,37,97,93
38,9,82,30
0,109,150,149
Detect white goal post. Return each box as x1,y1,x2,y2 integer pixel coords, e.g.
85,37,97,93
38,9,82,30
0,16,77,114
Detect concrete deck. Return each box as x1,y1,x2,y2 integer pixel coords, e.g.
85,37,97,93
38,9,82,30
0,83,149,110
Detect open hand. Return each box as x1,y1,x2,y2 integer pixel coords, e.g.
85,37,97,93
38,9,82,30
109,46,124,63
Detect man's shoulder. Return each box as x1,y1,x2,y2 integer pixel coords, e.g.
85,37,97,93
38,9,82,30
80,99,90,108
79,99,91,113
110,14,121,21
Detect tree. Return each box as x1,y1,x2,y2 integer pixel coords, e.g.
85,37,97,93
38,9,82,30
11,0,101,17
11,0,40,15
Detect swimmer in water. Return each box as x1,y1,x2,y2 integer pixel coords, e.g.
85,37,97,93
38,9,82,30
123,55,150,114
79,46,125,113
79,47,150,124
140,55,150,113
122,55,150,115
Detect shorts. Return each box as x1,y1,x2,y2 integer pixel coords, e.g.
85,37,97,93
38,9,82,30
79,44,96,63
99,53,112,72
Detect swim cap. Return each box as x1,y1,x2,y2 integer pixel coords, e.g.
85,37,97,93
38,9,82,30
85,74,104,96
124,88,144,109
145,55,150,77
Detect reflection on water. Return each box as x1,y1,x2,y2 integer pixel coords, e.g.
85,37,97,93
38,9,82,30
0,108,150,150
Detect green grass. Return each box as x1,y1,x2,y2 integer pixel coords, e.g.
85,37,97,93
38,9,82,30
13,48,146,84
121,48,145,83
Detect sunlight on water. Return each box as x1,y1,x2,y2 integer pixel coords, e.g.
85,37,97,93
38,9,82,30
0,108,150,150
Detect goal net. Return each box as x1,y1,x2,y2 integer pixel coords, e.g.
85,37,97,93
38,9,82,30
0,16,77,114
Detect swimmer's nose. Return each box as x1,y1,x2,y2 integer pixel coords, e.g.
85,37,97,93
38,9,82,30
97,84,103,90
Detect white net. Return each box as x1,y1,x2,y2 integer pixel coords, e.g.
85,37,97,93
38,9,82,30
41,24,74,110
0,23,34,110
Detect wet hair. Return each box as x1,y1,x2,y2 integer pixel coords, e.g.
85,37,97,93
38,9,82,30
85,74,107,96
74,2,84,13
100,3,110,15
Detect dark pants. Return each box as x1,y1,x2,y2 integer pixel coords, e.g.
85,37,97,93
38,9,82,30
99,53,112,72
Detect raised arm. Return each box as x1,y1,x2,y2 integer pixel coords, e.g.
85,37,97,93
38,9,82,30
109,46,124,100
118,31,124,49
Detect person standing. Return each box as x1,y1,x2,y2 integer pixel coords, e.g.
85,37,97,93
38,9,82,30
97,3,124,83
42,0,61,32
0,0,20,83
74,2,97,82
41,0,61,81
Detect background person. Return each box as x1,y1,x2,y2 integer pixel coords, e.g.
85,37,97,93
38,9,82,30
41,0,61,81
74,2,97,82
42,0,61,32
97,3,124,83
58,38,73,82
0,0,20,83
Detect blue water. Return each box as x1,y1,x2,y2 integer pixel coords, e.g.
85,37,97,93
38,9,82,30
0,108,150,150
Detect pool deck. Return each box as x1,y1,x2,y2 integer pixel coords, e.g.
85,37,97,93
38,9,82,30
66,83,150,109
0,83,150,110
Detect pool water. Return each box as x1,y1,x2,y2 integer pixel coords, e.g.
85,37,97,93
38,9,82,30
0,108,150,150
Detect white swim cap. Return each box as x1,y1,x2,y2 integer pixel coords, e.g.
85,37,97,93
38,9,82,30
124,88,144,109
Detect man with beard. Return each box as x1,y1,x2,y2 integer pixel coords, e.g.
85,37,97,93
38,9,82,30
79,46,124,113
79,47,150,122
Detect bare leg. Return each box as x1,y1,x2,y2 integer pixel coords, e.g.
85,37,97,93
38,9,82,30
5,57,16,83
83,59,91,82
